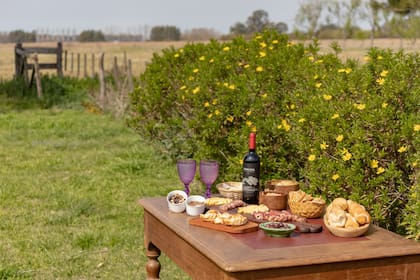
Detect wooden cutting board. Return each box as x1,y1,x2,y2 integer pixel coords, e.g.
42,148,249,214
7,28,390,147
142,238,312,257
189,217,259,234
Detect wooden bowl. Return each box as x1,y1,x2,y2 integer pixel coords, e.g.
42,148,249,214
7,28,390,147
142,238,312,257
259,191,287,210
323,215,370,238
265,179,299,194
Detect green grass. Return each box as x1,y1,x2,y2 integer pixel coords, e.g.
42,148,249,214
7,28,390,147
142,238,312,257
0,104,191,278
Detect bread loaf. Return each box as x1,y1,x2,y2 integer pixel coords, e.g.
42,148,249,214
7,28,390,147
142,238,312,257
332,197,348,211
327,206,347,227
344,213,359,228
347,200,371,225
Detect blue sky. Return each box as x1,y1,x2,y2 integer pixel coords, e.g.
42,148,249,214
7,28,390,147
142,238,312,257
0,0,301,34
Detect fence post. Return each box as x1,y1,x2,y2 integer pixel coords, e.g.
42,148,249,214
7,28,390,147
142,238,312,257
77,53,80,77
14,42,23,78
57,42,63,76
33,54,43,99
99,52,106,106
64,50,68,72
71,52,74,73
83,53,87,77
91,53,95,77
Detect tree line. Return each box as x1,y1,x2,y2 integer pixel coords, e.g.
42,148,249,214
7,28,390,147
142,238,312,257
1,0,419,43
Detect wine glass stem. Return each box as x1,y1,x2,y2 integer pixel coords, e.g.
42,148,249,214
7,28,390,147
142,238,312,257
184,184,190,196
205,184,211,198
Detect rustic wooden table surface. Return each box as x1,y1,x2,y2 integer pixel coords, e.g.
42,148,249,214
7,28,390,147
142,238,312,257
139,197,420,280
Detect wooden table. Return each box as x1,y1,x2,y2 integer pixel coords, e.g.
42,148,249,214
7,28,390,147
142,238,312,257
139,197,420,280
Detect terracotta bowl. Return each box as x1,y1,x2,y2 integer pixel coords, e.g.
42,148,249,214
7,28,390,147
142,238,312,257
265,179,299,194
259,190,287,210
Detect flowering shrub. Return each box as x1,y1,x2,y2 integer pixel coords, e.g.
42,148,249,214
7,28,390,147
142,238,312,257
129,31,419,239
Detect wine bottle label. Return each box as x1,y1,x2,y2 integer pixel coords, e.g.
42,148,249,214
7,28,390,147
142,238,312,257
242,162,260,203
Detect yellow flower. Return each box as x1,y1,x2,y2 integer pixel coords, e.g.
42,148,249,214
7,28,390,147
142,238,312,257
180,85,187,90
313,74,319,80
246,110,252,116
414,124,420,131
382,102,388,108
188,76,194,81
323,94,332,101
376,167,385,174
320,141,329,150
251,126,257,132
277,124,282,129
398,145,408,153
315,83,322,88
287,41,294,47
209,58,214,63
342,151,352,161
246,120,253,127
255,35,262,40
339,68,352,74
259,51,266,57
298,118,306,123
336,134,344,142
315,59,323,64
331,113,340,119
199,56,205,61
308,56,315,61
223,46,230,51
214,109,220,115
378,55,383,60
204,102,210,107
256,66,264,72
363,56,370,61
228,84,235,90
261,93,268,98
272,40,279,44
212,99,218,105
281,119,291,131
174,53,180,58
226,115,234,123
354,103,366,110
332,174,340,181
380,70,388,77
371,159,379,169
208,113,213,118
259,42,267,48
376,77,385,85
244,64,250,69
193,68,199,73
290,104,296,110
308,154,316,161
192,87,200,94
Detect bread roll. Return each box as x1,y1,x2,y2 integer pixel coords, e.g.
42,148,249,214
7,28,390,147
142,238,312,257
332,197,348,211
347,200,371,225
328,206,347,227
344,213,359,228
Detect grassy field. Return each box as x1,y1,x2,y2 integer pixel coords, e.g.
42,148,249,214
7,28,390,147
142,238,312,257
1,38,419,80
0,101,192,278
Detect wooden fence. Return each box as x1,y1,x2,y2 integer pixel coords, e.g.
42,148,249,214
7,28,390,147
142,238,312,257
14,42,63,97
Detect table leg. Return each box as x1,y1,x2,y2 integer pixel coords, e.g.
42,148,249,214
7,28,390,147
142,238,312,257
146,242,161,280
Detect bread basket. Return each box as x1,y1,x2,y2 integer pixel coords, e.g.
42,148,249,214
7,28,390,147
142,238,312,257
323,215,370,237
288,190,326,218
216,182,242,200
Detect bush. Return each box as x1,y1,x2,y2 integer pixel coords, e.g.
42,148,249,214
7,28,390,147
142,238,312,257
128,31,419,239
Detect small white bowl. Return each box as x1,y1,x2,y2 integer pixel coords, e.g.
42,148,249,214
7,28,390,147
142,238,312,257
167,190,187,213
186,195,206,216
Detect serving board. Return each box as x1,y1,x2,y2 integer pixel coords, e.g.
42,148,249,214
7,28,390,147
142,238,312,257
189,218,259,234
243,214,323,233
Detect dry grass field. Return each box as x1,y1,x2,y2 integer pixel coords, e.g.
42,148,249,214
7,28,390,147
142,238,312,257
0,38,419,80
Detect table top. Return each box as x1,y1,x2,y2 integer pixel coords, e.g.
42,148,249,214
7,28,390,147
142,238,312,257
139,197,420,273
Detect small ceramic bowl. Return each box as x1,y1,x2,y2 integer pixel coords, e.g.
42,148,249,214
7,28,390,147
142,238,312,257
167,190,187,213
186,195,206,216
259,222,296,238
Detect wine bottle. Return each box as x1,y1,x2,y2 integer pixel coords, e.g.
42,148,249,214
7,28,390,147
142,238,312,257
242,132,260,204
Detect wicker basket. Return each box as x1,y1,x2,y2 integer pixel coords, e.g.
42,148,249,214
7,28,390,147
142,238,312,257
288,190,326,218
323,215,370,237
216,182,242,200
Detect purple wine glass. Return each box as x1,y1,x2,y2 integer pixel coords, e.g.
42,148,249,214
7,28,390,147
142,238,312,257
199,160,219,198
177,159,196,195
